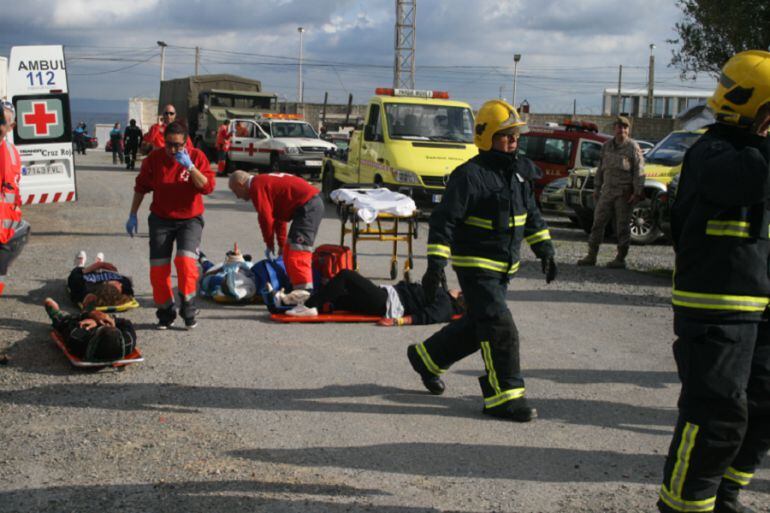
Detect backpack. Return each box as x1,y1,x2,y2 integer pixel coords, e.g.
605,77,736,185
251,256,292,312
312,244,353,286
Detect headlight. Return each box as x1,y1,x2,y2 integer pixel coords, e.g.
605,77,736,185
393,169,420,184
285,146,299,155
566,175,575,188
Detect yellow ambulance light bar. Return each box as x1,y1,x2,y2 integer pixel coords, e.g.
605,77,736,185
258,113,304,120
375,88,450,99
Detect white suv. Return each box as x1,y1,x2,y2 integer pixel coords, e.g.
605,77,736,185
226,117,336,175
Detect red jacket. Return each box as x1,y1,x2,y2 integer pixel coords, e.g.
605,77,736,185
135,148,215,220
143,123,194,152
0,140,22,244
215,125,231,152
249,173,319,251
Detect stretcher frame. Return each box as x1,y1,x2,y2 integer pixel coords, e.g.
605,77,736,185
79,297,140,313
50,331,144,368
270,312,463,324
335,203,419,281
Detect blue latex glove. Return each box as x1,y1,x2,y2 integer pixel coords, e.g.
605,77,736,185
125,213,138,237
174,149,193,169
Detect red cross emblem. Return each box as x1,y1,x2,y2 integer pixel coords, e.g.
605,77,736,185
23,102,58,136
246,143,257,156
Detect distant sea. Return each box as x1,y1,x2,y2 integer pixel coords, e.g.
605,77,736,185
70,97,129,133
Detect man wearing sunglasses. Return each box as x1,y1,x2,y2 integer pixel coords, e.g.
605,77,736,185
127,121,215,329
141,104,194,155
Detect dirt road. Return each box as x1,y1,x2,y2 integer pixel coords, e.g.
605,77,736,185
0,152,766,512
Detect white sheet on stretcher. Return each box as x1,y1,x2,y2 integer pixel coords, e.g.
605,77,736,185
330,188,417,224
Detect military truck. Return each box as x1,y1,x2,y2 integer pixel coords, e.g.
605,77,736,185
158,74,278,158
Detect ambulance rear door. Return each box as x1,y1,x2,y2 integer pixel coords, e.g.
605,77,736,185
8,45,76,204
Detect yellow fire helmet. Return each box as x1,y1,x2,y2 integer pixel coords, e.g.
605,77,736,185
708,50,770,127
473,99,528,151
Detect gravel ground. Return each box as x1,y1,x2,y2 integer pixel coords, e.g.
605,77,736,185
0,152,767,513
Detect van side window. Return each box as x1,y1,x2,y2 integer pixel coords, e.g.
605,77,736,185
364,104,382,142
519,136,572,166
580,140,602,168
258,122,271,137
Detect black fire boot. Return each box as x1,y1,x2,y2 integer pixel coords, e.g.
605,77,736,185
482,397,537,422
715,480,756,513
407,345,445,395
180,299,198,330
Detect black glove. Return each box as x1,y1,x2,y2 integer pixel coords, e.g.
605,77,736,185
541,256,557,284
422,264,446,305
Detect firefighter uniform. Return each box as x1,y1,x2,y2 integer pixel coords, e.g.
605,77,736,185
0,138,28,296
134,146,215,325
409,99,556,420
658,50,770,513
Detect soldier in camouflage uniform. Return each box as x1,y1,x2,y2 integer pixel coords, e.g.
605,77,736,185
577,116,644,269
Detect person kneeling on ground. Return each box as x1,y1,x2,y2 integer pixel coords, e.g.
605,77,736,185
44,298,136,363
198,244,257,303
67,251,134,310
286,269,465,325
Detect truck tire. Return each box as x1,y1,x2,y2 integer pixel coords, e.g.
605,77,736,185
630,197,662,245
322,164,340,202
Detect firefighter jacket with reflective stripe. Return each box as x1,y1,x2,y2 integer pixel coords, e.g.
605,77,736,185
426,150,554,276
0,140,23,244
671,124,770,320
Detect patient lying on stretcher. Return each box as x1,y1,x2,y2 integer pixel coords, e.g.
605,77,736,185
44,297,137,363
285,269,465,326
67,251,135,310
198,244,257,303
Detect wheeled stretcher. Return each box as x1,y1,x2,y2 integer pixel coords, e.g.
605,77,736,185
330,188,419,280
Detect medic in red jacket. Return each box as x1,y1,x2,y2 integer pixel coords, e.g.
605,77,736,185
228,170,324,299
141,104,194,154
0,103,28,296
126,121,215,329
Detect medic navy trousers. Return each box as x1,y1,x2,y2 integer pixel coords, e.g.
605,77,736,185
658,315,770,513
148,213,203,314
415,269,525,409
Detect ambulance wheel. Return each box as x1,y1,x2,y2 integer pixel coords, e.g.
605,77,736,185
270,153,280,173
390,260,398,280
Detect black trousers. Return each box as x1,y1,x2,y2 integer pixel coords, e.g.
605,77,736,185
658,315,770,512
305,269,387,315
418,269,524,409
124,144,138,169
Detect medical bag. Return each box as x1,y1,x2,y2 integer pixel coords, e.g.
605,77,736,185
312,244,353,285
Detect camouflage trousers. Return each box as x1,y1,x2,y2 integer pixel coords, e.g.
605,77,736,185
587,188,633,253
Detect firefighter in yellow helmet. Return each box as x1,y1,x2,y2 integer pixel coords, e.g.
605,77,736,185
406,99,557,421
657,50,770,513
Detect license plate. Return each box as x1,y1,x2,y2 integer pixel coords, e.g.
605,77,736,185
305,160,322,167
24,163,65,176
432,194,442,203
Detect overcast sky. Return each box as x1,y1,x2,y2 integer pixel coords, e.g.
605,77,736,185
0,0,717,113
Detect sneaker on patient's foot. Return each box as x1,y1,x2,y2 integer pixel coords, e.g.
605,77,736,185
74,251,87,267
95,252,105,263
286,305,318,317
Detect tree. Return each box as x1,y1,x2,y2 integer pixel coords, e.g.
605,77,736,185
669,0,770,78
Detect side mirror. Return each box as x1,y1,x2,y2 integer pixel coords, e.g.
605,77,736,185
363,125,375,141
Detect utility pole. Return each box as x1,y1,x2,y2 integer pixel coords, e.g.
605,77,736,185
616,64,623,115
647,43,656,117
394,0,416,89
512,53,521,108
297,27,305,104
157,41,168,82
194,46,200,77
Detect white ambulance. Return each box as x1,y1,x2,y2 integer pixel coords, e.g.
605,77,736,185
5,45,76,204
225,113,335,176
